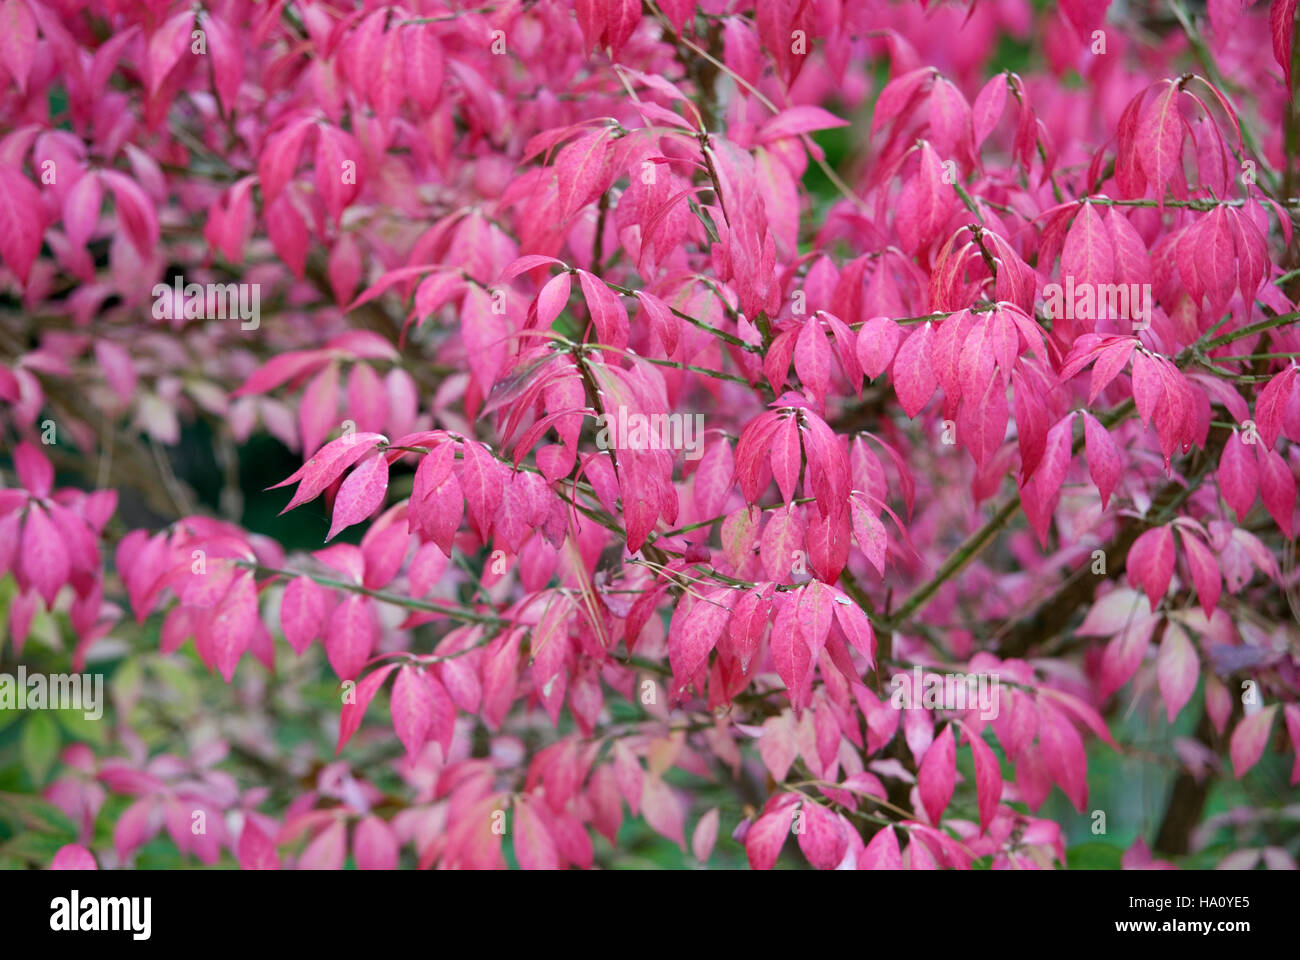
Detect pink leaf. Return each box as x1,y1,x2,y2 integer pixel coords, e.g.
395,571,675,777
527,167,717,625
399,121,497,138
325,594,377,682
759,713,798,783
1157,622,1199,724
299,820,347,870
1082,411,1122,508
353,815,398,870
513,796,559,870
315,124,362,226
859,825,902,870
1062,201,1114,289
1257,445,1297,538
640,775,686,851
21,505,69,607
769,414,802,503
964,728,1002,833
745,802,794,869
892,322,937,418
917,723,956,823
758,106,849,142
1256,366,1298,450
50,844,98,870
1285,704,1300,785
237,820,280,870
797,802,849,870
1219,430,1259,521
326,452,389,541
1230,705,1278,779
1128,524,1175,611
0,0,37,94
0,164,43,284
972,73,1007,149
391,664,434,759
13,440,52,497
100,171,159,259
856,315,902,381
1037,700,1088,811
1272,0,1299,92
1135,81,1184,198
1179,530,1222,618
554,128,613,221
337,663,398,753
692,808,720,862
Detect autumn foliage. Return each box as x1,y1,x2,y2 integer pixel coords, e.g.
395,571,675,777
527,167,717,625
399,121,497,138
2,0,1300,871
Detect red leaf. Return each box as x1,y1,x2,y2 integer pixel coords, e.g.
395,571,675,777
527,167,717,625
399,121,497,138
1135,81,1184,199
769,414,802,503
1083,411,1122,508
459,439,505,542
1219,430,1259,520
1255,366,1298,450
669,591,730,694
1257,445,1297,537
1128,524,1175,611
1272,0,1299,93
892,322,937,418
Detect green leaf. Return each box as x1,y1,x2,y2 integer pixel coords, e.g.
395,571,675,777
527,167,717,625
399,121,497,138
0,703,22,733
54,707,107,746
1066,841,1124,870
20,713,61,785
0,791,77,839
0,831,69,865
